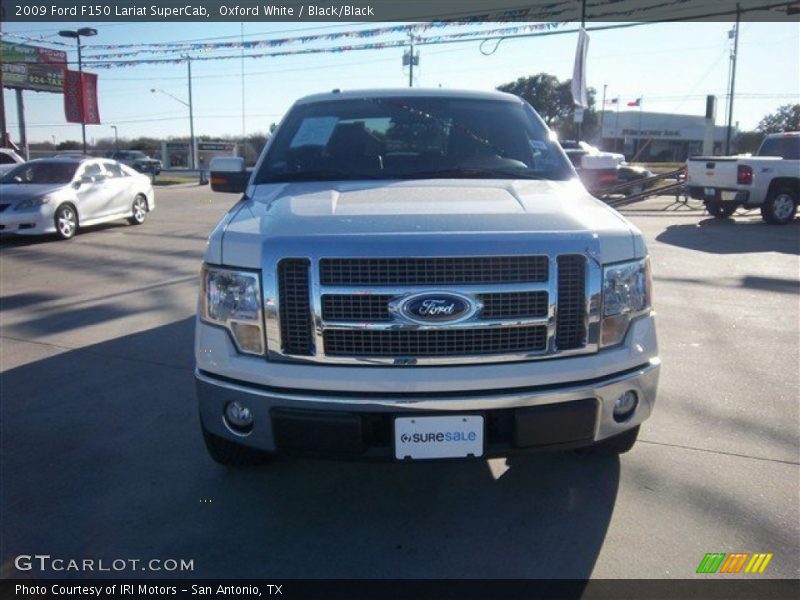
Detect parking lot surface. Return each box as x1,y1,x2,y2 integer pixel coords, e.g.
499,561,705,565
1,186,798,579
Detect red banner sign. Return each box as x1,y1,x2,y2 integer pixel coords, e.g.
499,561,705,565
64,70,100,125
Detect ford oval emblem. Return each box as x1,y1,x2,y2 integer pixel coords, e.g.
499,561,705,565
395,292,479,324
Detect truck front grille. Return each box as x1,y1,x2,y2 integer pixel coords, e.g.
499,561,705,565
323,326,547,358
556,255,587,350
277,259,314,355
321,291,549,322
319,256,548,286
271,253,595,365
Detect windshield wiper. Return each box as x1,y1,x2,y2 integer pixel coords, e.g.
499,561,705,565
401,168,546,180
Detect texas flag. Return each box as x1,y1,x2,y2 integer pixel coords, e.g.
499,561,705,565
627,97,642,107
606,97,619,105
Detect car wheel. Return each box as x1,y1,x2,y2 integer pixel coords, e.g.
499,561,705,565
54,204,78,240
202,426,272,467
761,188,798,225
705,201,737,218
128,195,148,225
579,426,640,455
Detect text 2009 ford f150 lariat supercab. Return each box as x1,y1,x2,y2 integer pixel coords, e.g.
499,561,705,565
196,89,660,465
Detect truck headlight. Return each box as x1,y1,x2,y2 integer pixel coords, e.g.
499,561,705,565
601,257,652,347
201,265,265,355
15,195,51,210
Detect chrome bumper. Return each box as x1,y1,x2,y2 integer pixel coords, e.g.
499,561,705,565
196,358,660,456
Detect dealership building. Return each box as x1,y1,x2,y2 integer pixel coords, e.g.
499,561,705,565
598,110,731,162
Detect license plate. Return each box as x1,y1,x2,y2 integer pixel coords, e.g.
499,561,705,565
704,187,716,197
394,415,484,460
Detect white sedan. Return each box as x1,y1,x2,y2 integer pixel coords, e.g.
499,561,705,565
0,156,155,240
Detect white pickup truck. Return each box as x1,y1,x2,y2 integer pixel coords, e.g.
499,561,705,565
686,132,800,224
197,89,660,466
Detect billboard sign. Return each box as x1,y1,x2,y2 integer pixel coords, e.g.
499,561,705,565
1,41,67,93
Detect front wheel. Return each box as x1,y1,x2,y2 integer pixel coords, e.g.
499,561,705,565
705,201,737,219
202,427,272,467
761,188,798,225
128,195,148,225
54,204,78,240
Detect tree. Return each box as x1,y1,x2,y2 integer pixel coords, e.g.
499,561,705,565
497,73,598,140
56,140,81,151
757,104,800,134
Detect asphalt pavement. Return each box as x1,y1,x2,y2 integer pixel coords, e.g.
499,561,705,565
1,186,798,579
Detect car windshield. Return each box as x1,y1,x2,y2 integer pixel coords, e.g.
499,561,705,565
757,136,800,159
255,96,573,183
0,162,78,184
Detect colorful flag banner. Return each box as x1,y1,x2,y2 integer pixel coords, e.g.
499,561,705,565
64,71,100,124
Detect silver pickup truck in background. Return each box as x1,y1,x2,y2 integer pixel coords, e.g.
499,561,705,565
197,89,660,466
686,132,800,224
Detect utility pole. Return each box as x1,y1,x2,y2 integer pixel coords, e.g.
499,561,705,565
403,34,418,88
240,23,246,142
599,84,607,147
15,90,27,159
409,35,414,87
725,4,740,155
0,49,7,148
187,56,197,169
111,125,118,151
151,60,195,170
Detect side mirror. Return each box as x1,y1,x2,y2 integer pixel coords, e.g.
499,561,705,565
209,157,248,194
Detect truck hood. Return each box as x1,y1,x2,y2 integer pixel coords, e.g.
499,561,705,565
214,179,644,267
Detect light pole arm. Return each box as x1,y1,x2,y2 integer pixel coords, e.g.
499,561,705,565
152,89,189,108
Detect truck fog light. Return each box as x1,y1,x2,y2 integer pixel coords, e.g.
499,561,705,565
224,401,254,433
230,322,264,355
613,391,638,422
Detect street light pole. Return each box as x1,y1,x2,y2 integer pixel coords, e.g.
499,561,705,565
151,68,195,170
59,27,97,155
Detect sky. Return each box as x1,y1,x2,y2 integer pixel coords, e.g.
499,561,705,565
2,20,799,144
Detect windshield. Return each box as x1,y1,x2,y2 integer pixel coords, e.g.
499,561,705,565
254,96,574,183
757,136,800,159
0,162,78,184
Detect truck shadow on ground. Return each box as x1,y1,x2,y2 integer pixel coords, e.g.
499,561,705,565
1,317,618,580
655,217,800,255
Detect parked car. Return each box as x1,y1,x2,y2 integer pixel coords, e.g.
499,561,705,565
686,131,800,224
112,150,162,175
0,157,155,239
195,89,660,466
0,148,25,177
559,140,652,194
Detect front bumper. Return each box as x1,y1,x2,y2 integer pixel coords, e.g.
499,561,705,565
196,358,660,459
0,207,55,235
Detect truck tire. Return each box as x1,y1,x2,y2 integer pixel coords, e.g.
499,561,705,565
581,426,640,455
761,188,798,225
202,427,272,467
705,201,737,219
